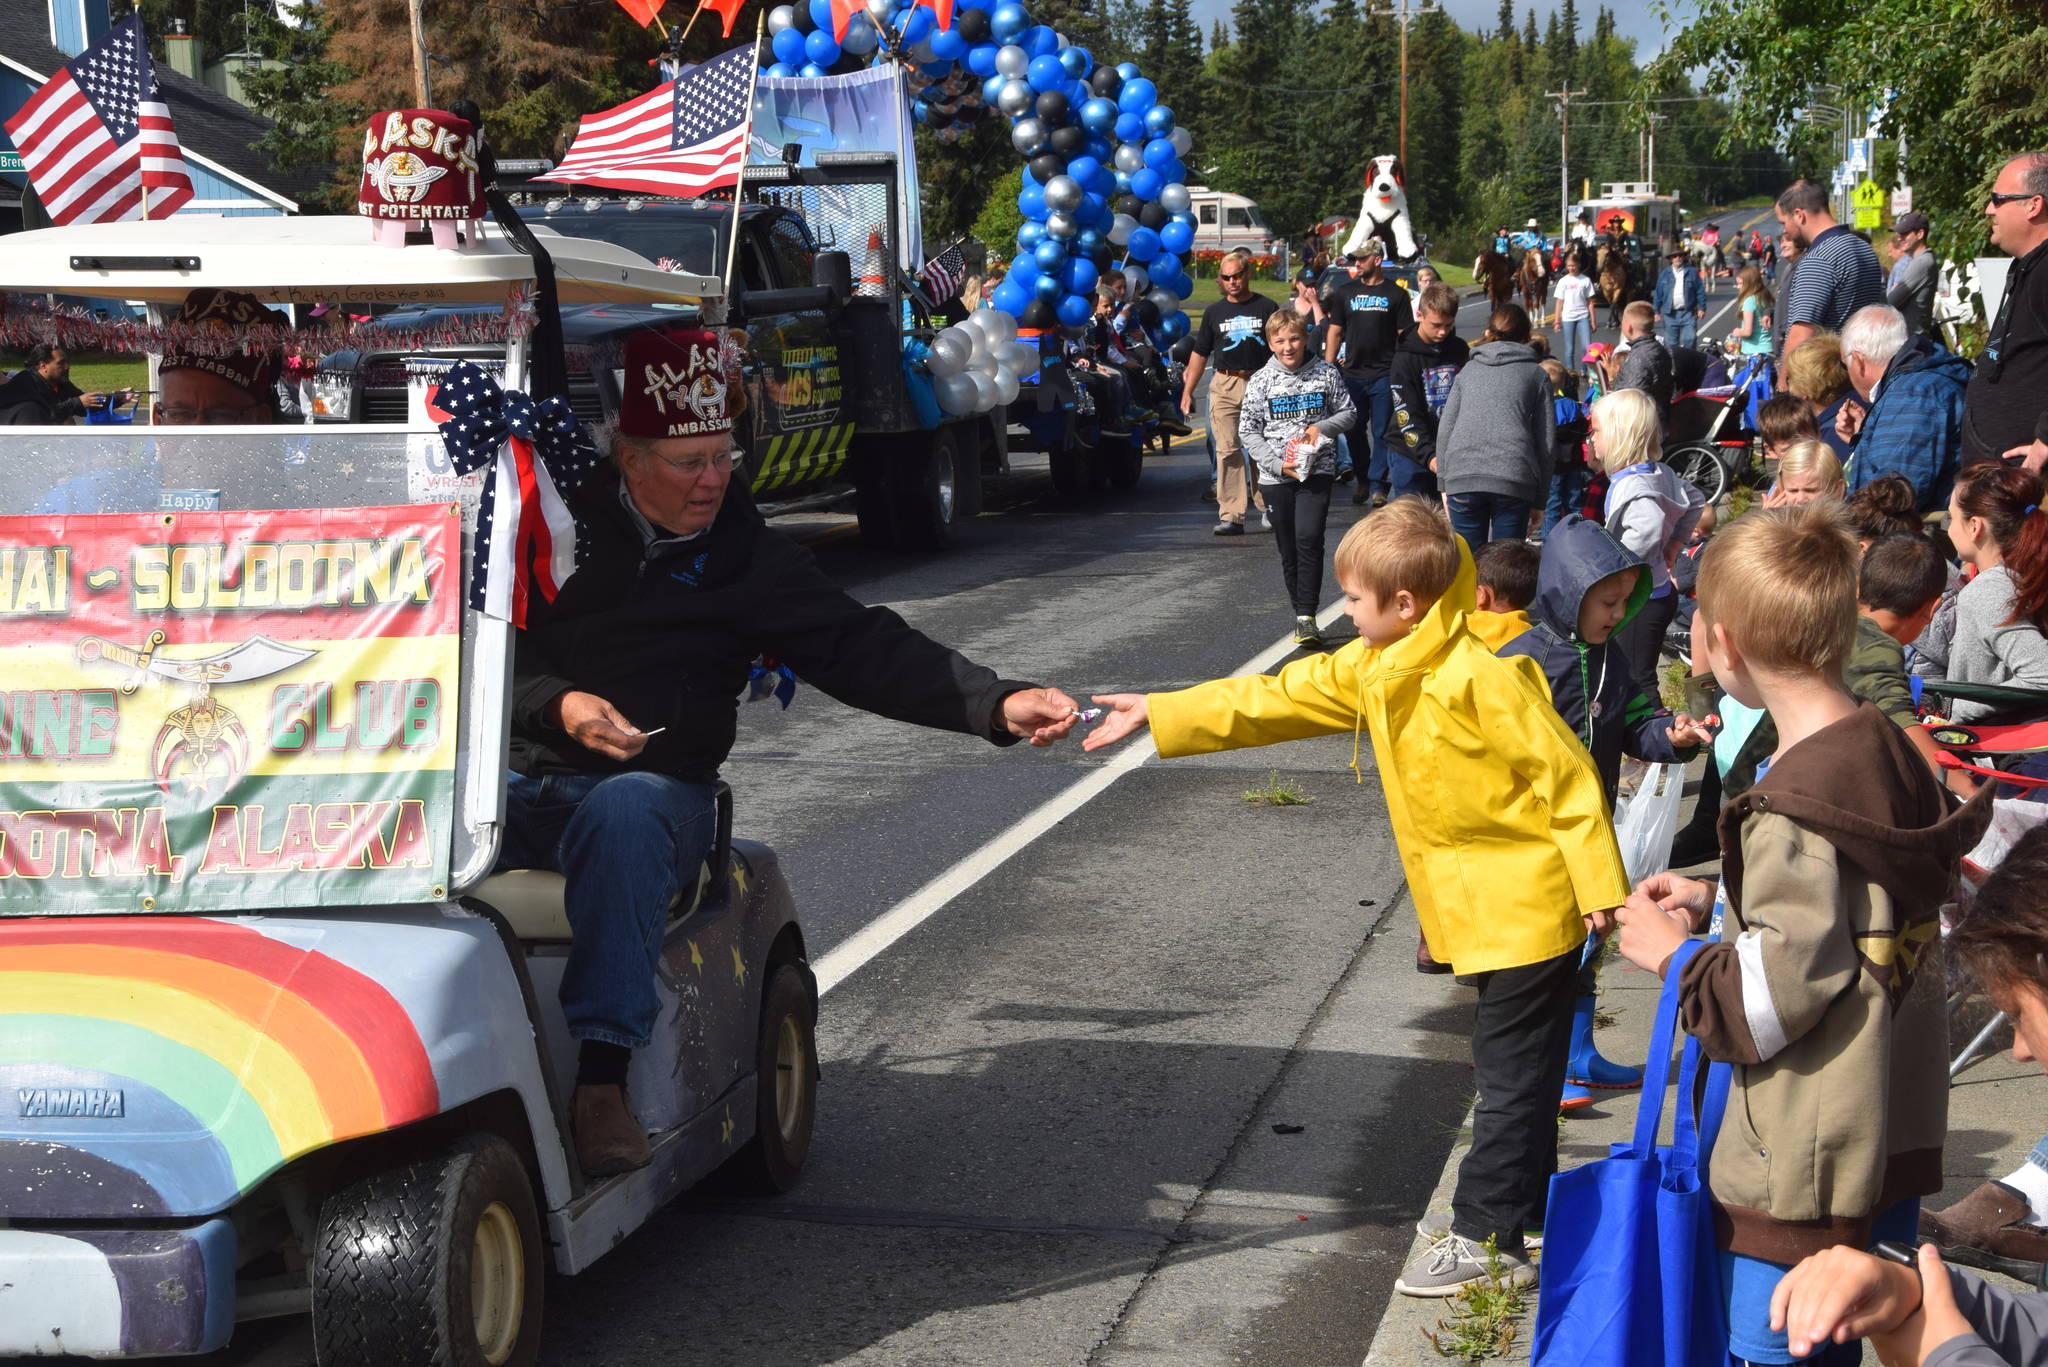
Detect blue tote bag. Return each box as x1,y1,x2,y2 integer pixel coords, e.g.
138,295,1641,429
1532,939,1731,1367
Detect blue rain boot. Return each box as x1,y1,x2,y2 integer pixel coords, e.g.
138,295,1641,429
1565,994,1643,1089
1559,1081,1593,1112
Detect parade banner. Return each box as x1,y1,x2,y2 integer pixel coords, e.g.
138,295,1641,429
0,506,461,913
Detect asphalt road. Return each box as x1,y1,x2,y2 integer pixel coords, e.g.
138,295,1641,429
156,203,1778,1367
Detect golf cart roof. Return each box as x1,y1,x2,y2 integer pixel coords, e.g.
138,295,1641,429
0,215,722,307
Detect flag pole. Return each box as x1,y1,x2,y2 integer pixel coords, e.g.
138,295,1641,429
678,0,706,40
722,11,766,301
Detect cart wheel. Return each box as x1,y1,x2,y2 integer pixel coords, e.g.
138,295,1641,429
725,964,819,1194
1666,442,1729,506
892,425,958,550
1103,436,1143,492
313,1134,543,1367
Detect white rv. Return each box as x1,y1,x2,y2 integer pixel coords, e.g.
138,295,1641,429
1185,187,1275,253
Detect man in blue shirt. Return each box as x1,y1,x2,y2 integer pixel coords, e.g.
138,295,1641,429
1652,247,1706,351
1776,178,1886,352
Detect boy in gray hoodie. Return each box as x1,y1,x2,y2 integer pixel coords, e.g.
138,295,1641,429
1436,304,1556,549
1240,309,1357,645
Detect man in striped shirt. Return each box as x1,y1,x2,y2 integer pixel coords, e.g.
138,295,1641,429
1775,179,1886,352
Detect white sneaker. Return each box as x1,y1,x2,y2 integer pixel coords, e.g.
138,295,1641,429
1258,511,1274,532
1395,1231,1536,1298
1415,1208,1544,1252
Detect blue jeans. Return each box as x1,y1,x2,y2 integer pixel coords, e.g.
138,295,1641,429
1344,375,1395,495
1558,317,1591,373
500,771,720,1048
1544,467,1588,535
1662,313,1699,350
1388,445,1435,499
1445,491,1531,549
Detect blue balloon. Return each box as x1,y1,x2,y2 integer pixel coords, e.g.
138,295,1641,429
1076,227,1105,254
1126,226,1161,262
1018,182,1047,218
1032,273,1063,302
1144,103,1175,137
931,27,968,59
843,18,879,53
969,42,999,76
1113,170,1132,196
960,0,992,8
1114,112,1144,143
1017,220,1046,250
1059,257,1099,295
1065,79,1092,110
1086,166,1115,196
1027,54,1065,92
1116,61,1140,79
918,59,952,76
1034,239,1067,271
1085,134,1113,161
799,60,828,77
982,72,1006,102
1171,210,1197,229
808,0,834,28
1129,168,1163,201
1079,97,1117,133
1060,46,1091,78
1008,255,1040,284
1066,155,1102,184
1022,25,1058,57
1055,291,1092,327
991,281,1030,315
1160,311,1188,343
1162,158,1187,184
1117,77,1157,113
771,27,807,63
1160,220,1193,254
910,101,928,123
1143,136,1175,169
804,28,841,64
990,1,1027,39
902,7,934,41
768,61,798,76
1079,192,1108,224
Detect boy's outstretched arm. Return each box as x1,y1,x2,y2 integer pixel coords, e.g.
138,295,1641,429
1084,643,1377,759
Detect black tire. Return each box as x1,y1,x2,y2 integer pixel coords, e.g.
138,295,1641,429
1103,436,1143,492
853,451,898,549
724,964,819,1194
891,425,958,551
954,420,987,519
1666,441,1729,506
1047,442,1088,497
313,1133,543,1367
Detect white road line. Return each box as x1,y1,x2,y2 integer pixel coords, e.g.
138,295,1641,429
813,595,1353,995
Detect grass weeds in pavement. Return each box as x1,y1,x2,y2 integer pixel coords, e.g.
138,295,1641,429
1423,1236,1529,1362
1242,771,1314,806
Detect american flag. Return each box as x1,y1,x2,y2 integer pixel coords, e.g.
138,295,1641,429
919,242,967,304
3,16,194,226
541,43,756,198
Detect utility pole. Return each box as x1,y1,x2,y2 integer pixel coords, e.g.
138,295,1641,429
1370,0,1438,167
1547,86,1586,246
407,0,431,106
1645,112,1667,190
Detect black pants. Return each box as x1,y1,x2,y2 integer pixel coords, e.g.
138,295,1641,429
1261,475,1334,616
1614,588,1677,704
1451,943,1580,1254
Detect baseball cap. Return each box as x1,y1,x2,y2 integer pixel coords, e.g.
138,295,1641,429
1355,239,1384,259
1293,267,1319,285
1891,211,1929,235
617,328,733,440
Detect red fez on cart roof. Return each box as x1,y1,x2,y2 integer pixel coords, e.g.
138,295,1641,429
619,329,734,439
358,109,483,222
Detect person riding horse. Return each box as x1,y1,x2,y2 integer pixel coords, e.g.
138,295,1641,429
1518,247,1549,315
1471,248,1516,312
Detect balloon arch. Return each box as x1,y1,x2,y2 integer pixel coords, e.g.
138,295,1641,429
763,0,1197,350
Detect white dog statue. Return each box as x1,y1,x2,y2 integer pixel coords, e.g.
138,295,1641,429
1339,155,1420,262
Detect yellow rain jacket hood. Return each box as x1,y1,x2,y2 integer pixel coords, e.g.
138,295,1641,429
1148,541,1628,974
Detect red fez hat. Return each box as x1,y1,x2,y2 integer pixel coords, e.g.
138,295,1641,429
358,109,483,222
160,288,280,401
618,329,734,440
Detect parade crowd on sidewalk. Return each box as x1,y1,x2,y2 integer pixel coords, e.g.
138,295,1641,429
1090,155,2048,1367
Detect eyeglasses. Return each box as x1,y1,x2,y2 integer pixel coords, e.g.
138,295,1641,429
650,448,739,477
1989,190,2041,208
155,403,268,425
1218,272,1244,281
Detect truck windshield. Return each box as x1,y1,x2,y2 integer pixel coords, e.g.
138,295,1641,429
543,210,724,276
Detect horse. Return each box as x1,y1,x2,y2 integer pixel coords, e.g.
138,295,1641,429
1471,250,1515,313
1518,248,1549,316
1596,244,1632,330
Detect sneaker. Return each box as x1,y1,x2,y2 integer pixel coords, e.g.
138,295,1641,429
1159,413,1193,437
1293,616,1322,647
1212,520,1244,536
1395,1232,1536,1298
1351,482,1371,506
1372,492,1388,509
1415,1209,1544,1253
1258,511,1274,532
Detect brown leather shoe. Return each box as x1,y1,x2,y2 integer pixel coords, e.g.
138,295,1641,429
1416,939,1452,974
1920,1181,2048,1262
573,1083,652,1177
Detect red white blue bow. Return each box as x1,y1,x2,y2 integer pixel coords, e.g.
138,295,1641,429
434,361,602,625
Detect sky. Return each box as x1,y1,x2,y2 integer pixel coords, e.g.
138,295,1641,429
1186,0,1698,58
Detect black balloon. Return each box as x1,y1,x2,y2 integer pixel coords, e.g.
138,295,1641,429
1048,125,1086,156
957,7,990,40
1021,298,1057,328
1088,242,1113,268
1138,202,1169,229
1029,152,1064,184
1034,90,1068,125
956,102,990,124
1115,193,1143,218
1089,67,1121,98
1135,299,1162,329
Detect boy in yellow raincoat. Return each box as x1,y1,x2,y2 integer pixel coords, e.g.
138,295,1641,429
1084,497,1628,1297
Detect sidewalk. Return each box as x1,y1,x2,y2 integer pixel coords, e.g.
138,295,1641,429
1360,856,2048,1364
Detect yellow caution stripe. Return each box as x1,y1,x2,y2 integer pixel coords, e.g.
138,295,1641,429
751,423,854,494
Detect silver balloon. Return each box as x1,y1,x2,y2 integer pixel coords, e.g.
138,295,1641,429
970,350,1002,377
982,308,1019,339
1158,182,1191,215
1113,143,1145,174
1145,286,1180,318
1000,341,1041,375
967,370,1000,412
928,330,972,377
1010,116,1047,153
1169,126,1193,156
993,368,1021,406
1107,212,1136,246
963,310,1002,347
842,16,879,53
1044,210,1078,239
996,79,1034,116
1042,174,1083,212
936,324,979,364
767,4,796,31
1122,264,1149,295
864,0,891,19
995,44,1030,78
937,371,981,417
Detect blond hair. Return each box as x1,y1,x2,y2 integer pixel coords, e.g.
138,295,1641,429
1775,438,1845,496
1333,497,1461,605
1622,300,1656,332
1696,502,1859,676
1784,332,1851,407
1222,248,1254,275
1264,308,1308,341
1591,387,1662,472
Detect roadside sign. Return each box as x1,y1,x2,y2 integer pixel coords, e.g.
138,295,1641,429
0,151,22,174
1849,137,1871,173
1891,186,1914,218
1852,178,1885,230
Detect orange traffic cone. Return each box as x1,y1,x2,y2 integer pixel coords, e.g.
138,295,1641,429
860,228,887,295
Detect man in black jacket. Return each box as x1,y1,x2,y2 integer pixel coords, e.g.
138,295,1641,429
0,344,125,424
507,327,1081,1175
1383,281,1467,498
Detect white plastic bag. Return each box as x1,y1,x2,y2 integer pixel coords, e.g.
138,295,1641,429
1616,762,1685,886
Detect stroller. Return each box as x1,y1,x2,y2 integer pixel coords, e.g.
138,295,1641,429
1663,352,1774,506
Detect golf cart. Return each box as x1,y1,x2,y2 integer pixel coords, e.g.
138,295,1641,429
0,211,819,1365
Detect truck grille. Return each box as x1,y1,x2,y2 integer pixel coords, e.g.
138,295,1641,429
361,372,605,426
